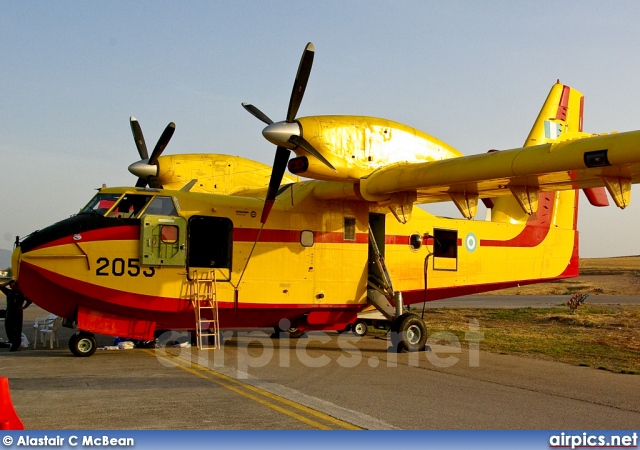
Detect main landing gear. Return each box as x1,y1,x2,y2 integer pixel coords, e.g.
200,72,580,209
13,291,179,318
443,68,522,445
367,223,428,352
367,289,428,352
390,313,428,352
69,331,97,357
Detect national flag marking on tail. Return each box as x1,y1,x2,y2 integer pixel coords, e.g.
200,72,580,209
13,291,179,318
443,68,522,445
544,120,562,139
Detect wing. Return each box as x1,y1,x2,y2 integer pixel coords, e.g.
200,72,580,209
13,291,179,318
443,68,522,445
359,130,640,218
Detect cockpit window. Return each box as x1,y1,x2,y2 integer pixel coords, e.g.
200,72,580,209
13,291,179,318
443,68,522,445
80,193,174,219
107,194,153,218
144,196,178,216
80,193,121,216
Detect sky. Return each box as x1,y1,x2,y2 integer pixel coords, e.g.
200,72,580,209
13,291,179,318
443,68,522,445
1,1,640,257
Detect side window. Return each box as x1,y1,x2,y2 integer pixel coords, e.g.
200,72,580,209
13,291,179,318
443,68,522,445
161,225,179,243
409,233,422,250
145,196,178,216
344,217,356,241
301,230,314,247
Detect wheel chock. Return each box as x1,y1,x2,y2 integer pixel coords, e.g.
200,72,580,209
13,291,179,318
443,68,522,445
0,378,24,430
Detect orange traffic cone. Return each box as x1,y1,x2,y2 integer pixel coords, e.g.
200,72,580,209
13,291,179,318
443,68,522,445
0,378,24,430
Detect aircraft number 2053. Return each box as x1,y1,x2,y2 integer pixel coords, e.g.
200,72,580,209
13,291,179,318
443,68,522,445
95,257,156,278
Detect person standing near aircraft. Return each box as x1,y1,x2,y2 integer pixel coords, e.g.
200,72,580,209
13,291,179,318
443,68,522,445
0,280,31,351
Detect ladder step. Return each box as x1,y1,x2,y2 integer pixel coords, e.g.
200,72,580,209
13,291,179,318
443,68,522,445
190,271,220,350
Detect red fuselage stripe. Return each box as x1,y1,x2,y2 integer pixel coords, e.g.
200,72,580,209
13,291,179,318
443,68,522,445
29,221,558,251
31,226,140,251
28,196,566,258
480,192,554,248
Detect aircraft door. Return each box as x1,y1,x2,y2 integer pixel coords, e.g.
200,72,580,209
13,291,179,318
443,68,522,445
186,216,233,281
432,228,458,271
140,215,187,266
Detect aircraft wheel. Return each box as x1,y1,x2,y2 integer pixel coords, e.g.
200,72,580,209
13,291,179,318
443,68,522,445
272,325,304,338
287,327,304,338
390,313,427,352
352,319,368,337
69,332,97,357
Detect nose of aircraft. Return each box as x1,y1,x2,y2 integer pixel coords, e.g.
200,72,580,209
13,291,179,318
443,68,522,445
262,121,302,149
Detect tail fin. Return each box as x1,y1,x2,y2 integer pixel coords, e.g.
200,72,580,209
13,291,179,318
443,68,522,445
524,81,609,208
491,82,586,226
523,81,584,147
486,82,582,282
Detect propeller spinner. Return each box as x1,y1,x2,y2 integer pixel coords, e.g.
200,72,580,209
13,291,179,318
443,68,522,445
127,117,175,189
243,42,336,223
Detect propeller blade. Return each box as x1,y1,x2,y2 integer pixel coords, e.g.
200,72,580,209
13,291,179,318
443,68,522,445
242,103,274,125
149,122,176,165
286,42,314,123
261,146,291,223
130,116,149,160
288,135,336,172
128,119,173,190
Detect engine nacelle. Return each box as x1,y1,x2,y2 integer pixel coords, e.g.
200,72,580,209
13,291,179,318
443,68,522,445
294,115,463,182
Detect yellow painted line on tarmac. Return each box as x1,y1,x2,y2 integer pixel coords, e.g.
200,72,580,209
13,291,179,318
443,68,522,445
143,348,362,430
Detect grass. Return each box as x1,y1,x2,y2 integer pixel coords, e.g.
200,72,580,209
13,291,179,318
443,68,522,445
412,304,640,374
579,255,640,272
480,255,640,296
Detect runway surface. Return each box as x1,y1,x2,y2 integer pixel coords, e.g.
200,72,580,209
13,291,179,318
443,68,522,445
0,297,638,430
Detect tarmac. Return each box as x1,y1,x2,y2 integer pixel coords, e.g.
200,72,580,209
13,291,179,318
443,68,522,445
0,296,639,430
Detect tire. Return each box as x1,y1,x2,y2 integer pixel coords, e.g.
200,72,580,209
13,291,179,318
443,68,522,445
287,327,304,339
69,332,97,357
272,325,305,338
352,319,369,337
390,313,427,352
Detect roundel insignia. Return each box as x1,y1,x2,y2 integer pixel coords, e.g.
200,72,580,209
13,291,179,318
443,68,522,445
465,232,478,253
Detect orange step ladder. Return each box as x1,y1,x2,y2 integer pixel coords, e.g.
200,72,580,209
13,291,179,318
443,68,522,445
190,271,220,350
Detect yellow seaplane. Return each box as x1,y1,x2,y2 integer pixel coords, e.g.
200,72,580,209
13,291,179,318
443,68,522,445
10,43,640,356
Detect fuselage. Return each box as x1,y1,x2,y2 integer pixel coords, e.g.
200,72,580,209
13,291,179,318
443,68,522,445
12,182,579,340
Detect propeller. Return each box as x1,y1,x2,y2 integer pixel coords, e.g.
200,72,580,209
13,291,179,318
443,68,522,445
242,42,336,223
127,117,175,188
